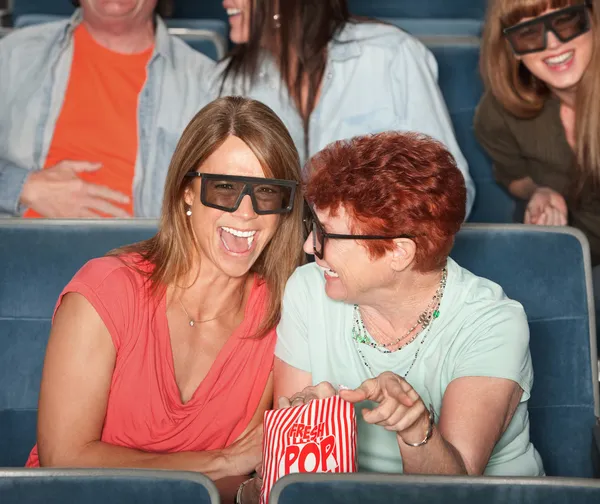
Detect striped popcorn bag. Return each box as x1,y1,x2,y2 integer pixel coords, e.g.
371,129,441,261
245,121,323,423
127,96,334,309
260,395,357,504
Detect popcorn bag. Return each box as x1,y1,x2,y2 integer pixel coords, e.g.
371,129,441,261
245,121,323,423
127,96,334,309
260,395,357,504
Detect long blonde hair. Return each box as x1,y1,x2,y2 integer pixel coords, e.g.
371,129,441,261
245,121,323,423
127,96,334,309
480,0,600,185
111,97,305,337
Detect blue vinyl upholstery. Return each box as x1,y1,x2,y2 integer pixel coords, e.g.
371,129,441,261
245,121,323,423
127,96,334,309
270,474,600,504
0,469,218,504
347,0,487,19
0,220,157,466
427,41,515,222
450,225,599,477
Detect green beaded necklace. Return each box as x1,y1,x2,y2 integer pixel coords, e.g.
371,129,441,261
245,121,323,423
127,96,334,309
351,267,447,354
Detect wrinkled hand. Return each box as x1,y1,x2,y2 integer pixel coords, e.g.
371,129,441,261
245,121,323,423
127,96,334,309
339,372,429,443
222,423,264,477
525,187,567,226
277,381,337,409
20,160,130,218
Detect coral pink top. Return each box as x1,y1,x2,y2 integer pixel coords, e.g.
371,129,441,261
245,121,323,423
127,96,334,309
26,255,276,467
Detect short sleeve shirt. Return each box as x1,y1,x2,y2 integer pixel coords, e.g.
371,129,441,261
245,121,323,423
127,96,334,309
276,258,544,476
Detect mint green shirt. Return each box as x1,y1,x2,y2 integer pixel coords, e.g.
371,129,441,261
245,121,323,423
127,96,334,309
275,258,544,476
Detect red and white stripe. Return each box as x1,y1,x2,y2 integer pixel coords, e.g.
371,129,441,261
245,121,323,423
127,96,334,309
260,395,357,504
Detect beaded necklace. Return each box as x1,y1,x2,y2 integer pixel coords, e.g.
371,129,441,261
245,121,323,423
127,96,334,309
352,267,447,378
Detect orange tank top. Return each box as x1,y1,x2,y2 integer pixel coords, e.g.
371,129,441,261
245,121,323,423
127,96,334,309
24,24,153,218
25,255,276,466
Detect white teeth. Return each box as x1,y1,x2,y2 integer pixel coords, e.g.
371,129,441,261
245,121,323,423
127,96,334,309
221,226,257,238
227,8,241,16
317,264,338,278
545,51,573,66
247,235,254,249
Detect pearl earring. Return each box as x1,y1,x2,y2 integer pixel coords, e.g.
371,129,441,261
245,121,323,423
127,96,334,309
273,13,281,29
186,209,192,216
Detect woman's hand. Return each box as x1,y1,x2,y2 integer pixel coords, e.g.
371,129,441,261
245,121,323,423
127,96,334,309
339,372,430,445
277,381,336,408
222,423,264,477
525,187,568,226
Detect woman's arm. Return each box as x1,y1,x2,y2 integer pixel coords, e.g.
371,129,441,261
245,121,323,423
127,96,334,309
273,358,312,406
37,292,257,480
400,376,522,474
341,373,522,475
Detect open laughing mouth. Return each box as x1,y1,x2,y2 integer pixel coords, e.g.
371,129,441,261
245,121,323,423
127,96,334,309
219,226,257,254
317,264,339,278
544,50,574,69
226,7,242,16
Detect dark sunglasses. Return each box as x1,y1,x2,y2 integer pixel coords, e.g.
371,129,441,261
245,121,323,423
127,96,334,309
185,172,298,215
303,204,415,260
503,2,592,56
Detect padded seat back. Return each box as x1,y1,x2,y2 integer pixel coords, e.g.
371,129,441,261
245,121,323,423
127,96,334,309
0,468,218,504
271,474,600,504
0,220,157,466
426,40,515,223
347,0,487,19
451,225,599,477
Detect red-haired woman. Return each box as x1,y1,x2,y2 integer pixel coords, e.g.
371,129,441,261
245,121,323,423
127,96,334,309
274,132,544,477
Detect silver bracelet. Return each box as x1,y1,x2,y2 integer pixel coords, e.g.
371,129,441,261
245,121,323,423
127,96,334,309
401,403,435,448
235,478,254,504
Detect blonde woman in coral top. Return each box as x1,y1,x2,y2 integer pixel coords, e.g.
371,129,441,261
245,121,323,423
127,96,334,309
25,97,304,503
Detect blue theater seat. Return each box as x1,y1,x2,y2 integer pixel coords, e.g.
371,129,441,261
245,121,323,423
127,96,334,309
424,39,515,223
383,18,482,37
270,474,600,504
0,222,597,474
11,0,74,21
347,0,487,19
0,468,218,504
450,225,599,477
0,220,157,466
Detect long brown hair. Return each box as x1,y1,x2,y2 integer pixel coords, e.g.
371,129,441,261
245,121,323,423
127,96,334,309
111,97,305,337
219,0,351,159
480,0,600,185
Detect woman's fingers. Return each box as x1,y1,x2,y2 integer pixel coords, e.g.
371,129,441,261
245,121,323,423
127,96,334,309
279,381,337,409
277,396,291,409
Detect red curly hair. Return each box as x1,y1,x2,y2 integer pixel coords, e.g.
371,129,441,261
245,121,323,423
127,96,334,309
304,132,466,272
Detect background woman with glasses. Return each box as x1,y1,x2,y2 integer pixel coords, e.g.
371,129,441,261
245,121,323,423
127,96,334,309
25,97,304,504
272,132,543,480
475,1,600,270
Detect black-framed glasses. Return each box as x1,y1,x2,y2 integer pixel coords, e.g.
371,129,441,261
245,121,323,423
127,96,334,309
303,204,415,260
185,172,298,215
503,2,592,56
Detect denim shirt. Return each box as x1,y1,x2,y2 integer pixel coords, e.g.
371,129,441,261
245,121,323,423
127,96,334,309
0,10,215,217
215,22,475,217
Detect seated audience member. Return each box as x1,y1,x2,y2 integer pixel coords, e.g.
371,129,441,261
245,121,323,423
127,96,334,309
0,0,215,218
216,0,475,216
474,1,600,286
25,97,304,502
272,132,544,480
